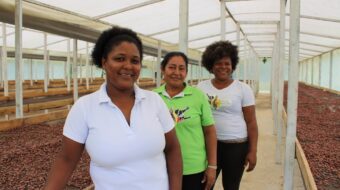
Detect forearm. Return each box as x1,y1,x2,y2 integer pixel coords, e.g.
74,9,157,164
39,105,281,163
165,146,182,190
203,126,217,166
45,153,79,190
45,137,84,190
164,129,182,190
247,120,258,153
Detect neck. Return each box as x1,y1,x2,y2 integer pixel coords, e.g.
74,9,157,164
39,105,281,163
165,83,185,98
212,77,233,89
106,85,135,101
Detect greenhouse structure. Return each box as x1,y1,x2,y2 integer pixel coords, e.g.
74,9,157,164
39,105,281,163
0,0,339,189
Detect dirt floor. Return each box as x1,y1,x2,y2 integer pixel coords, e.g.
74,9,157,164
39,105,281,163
284,83,340,190
0,120,91,190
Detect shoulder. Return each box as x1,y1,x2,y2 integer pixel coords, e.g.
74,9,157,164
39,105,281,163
234,80,251,90
188,86,207,99
197,80,210,88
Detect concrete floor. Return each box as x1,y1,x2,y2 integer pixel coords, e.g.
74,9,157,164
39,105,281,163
214,94,306,190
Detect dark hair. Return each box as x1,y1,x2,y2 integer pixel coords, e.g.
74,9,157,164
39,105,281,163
161,51,189,73
91,26,143,68
201,41,239,73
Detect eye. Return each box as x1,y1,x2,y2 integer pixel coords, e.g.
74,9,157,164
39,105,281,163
131,58,140,65
179,67,186,71
114,56,125,62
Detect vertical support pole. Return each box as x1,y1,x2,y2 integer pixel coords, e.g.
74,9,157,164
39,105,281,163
2,23,8,96
15,0,23,118
318,55,321,86
220,0,226,40
329,51,333,89
179,0,188,54
236,23,240,80
284,0,300,189
30,59,33,86
85,42,89,90
67,39,71,91
179,0,188,83
73,39,78,101
156,41,162,87
44,33,48,92
311,58,314,85
276,0,286,164
243,40,247,83
79,55,82,84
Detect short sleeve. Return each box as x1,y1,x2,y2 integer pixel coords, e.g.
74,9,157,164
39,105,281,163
155,94,175,133
199,90,215,127
241,83,255,107
63,98,89,144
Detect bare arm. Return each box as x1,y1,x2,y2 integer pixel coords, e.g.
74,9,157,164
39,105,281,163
45,136,85,190
242,105,258,172
164,128,182,190
202,125,217,190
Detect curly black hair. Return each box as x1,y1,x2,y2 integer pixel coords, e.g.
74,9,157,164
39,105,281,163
161,51,188,73
91,26,143,68
201,41,239,73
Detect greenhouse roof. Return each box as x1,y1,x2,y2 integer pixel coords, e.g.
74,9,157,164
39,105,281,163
0,0,340,61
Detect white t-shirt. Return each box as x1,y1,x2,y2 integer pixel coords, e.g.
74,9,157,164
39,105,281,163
197,80,255,140
63,83,174,190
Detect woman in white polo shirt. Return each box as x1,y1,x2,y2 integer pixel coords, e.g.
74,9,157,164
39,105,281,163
197,41,258,190
45,26,182,190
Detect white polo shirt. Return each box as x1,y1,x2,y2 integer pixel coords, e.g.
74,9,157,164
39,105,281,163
63,83,174,190
197,80,255,140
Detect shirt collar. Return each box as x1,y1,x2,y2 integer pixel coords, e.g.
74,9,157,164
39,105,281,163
98,82,146,104
154,83,193,98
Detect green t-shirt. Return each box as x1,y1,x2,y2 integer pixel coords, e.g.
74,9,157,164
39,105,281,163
154,84,215,175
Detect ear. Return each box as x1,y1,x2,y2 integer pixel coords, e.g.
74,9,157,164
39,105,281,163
101,58,106,69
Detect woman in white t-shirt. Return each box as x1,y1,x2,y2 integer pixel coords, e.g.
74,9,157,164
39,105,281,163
45,26,182,190
197,41,258,190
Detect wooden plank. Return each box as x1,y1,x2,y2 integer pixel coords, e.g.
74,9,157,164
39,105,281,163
28,98,73,112
0,109,69,132
0,104,29,114
295,139,318,190
301,82,340,95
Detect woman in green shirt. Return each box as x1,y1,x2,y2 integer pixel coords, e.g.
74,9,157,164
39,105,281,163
154,52,217,190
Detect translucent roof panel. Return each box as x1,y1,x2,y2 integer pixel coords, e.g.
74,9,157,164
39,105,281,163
36,0,149,17
1,0,340,61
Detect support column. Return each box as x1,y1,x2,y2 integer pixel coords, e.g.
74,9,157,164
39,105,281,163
276,0,286,164
284,0,300,189
318,55,322,86
329,51,333,89
220,0,226,40
179,0,188,54
67,39,71,91
236,23,240,80
73,39,78,101
79,55,82,84
15,0,23,118
44,33,48,92
85,42,89,90
2,24,8,96
243,40,247,84
156,41,162,87
30,59,33,86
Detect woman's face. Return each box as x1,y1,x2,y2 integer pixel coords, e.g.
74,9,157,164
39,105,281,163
162,56,187,88
102,41,141,91
212,57,233,81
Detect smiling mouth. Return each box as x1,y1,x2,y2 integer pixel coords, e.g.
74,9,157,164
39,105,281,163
119,73,136,78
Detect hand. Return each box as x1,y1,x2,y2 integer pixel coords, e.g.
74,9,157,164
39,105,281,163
244,151,257,172
201,167,216,190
